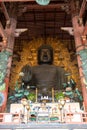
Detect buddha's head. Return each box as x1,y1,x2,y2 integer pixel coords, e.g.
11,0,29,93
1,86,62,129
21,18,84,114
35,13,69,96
38,44,53,65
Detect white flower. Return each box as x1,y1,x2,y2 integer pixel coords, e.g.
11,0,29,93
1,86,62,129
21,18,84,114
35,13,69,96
19,72,24,77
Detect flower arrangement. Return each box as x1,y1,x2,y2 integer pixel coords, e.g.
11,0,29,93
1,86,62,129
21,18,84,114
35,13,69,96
27,93,36,102
55,91,64,101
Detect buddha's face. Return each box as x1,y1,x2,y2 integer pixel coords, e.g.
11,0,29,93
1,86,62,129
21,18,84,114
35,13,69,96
38,45,53,64
40,48,51,63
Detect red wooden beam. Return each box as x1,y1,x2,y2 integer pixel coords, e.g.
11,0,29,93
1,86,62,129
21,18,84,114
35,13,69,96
71,0,87,111
0,22,7,39
79,0,86,18
72,16,87,111
82,23,87,35
26,3,67,9
1,2,10,21
81,23,87,44
1,18,17,112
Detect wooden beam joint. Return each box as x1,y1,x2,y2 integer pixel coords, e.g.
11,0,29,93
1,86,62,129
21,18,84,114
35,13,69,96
78,0,87,26
0,22,7,40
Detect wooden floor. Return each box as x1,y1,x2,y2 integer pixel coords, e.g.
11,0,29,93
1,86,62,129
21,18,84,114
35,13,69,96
0,122,87,130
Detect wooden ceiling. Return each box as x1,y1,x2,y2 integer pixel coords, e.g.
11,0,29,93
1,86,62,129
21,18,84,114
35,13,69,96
0,0,85,44
16,0,73,41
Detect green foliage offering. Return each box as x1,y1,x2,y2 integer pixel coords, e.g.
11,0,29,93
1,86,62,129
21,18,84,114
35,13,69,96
75,88,83,102
55,92,64,101
14,81,19,92
24,91,29,96
9,81,30,103
62,83,67,89
27,93,36,102
64,91,74,99
0,83,5,91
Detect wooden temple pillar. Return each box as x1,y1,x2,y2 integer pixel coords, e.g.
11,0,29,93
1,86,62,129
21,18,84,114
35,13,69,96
71,0,87,111
1,19,17,112
4,18,17,112
0,3,17,112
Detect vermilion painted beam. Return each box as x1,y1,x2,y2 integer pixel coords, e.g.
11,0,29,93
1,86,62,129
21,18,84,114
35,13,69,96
82,23,87,35
0,22,7,39
79,0,86,18
72,13,87,111
81,23,87,44
0,0,67,9
1,18,17,112
26,3,67,9
1,2,10,21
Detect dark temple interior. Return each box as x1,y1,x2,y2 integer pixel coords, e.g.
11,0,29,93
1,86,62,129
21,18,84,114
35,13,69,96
0,0,87,129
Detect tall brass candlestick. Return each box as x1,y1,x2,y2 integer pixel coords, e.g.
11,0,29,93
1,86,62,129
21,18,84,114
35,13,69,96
52,87,54,102
36,88,38,103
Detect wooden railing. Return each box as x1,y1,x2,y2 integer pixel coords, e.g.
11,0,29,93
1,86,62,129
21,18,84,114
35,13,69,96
64,112,87,123
0,113,21,124
0,111,87,124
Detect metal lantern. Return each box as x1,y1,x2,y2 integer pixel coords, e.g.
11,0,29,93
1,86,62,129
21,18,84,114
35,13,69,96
36,0,50,5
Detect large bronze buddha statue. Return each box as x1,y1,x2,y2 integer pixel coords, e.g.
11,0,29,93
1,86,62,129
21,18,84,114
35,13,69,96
20,44,66,97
